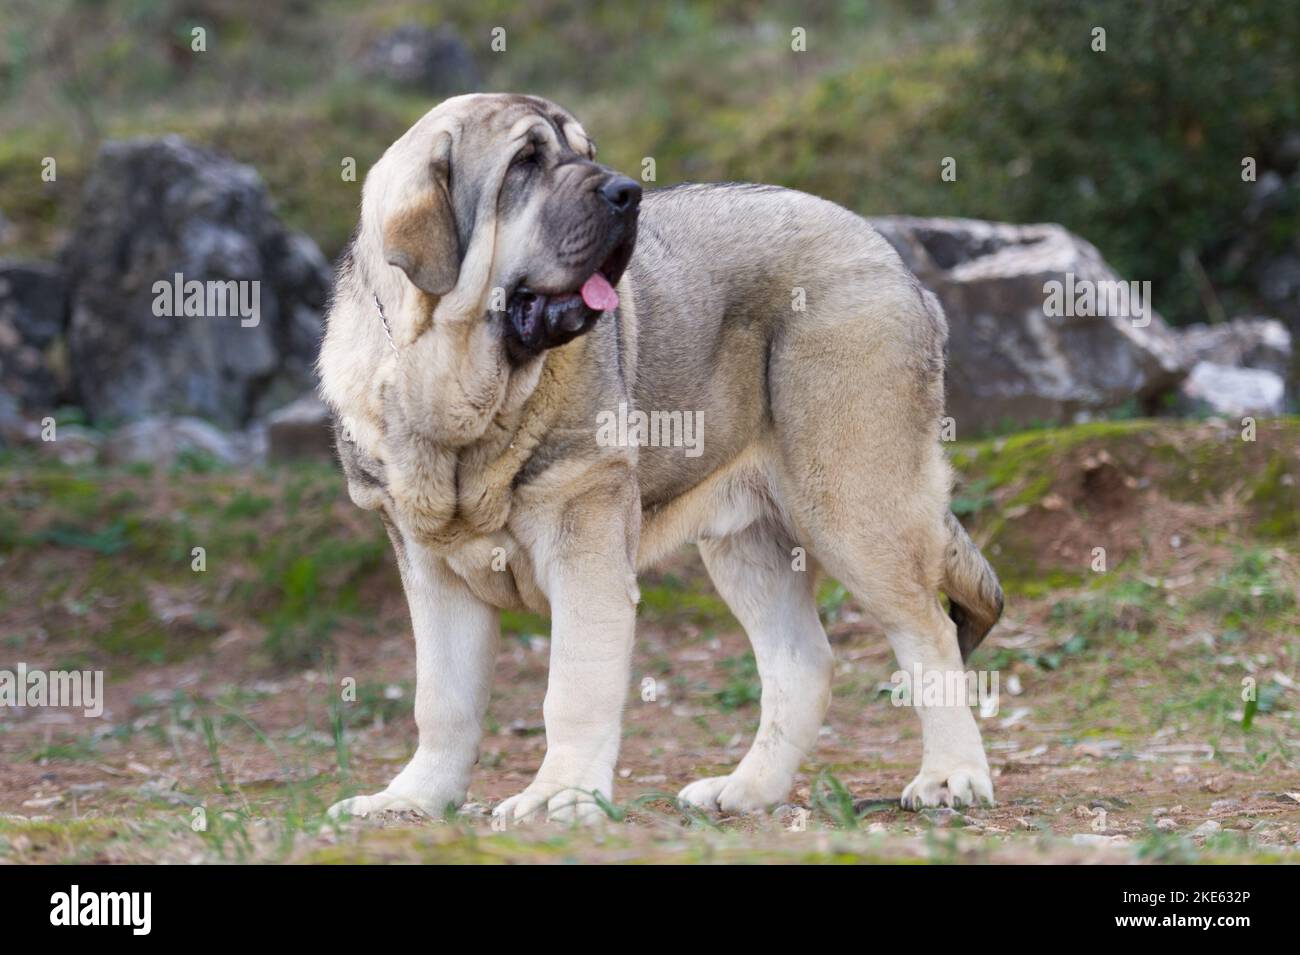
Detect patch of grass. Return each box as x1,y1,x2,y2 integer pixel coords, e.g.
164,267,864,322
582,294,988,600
639,573,735,629
817,579,850,623
950,477,996,516
28,472,104,520
170,448,227,475
1248,454,1300,540
500,609,550,637
348,680,412,726
32,519,130,555
1191,549,1295,626
0,816,120,861
26,736,103,762
713,652,760,711
222,491,275,520
1051,577,1163,641
254,533,389,668
811,772,861,830
1133,828,1203,864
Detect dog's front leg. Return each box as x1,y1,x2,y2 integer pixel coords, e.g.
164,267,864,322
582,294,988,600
330,533,498,819
495,493,639,825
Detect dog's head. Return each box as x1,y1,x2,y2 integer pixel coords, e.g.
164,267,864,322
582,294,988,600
370,93,640,364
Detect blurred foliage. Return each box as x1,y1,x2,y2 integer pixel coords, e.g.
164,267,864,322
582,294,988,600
942,0,1300,324
0,0,1296,324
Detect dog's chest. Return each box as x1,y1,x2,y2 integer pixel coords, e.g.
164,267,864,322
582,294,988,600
441,532,551,616
336,426,549,612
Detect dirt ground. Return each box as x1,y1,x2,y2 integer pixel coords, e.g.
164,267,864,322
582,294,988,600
1,418,1297,863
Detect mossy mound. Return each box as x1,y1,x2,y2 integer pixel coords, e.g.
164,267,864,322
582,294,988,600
949,418,1300,597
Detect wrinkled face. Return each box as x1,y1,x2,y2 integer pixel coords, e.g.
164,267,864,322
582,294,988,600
379,94,640,365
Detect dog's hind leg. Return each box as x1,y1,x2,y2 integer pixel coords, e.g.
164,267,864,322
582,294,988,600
678,519,834,813
791,474,996,810
872,585,995,809
766,285,995,809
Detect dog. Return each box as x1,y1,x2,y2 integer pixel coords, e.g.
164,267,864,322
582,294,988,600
318,93,1003,823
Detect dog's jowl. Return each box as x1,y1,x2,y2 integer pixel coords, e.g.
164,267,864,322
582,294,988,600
318,93,1003,823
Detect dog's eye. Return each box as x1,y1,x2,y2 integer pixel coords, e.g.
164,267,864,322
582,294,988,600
511,146,539,169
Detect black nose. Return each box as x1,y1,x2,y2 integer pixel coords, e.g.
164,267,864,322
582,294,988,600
599,175,641,213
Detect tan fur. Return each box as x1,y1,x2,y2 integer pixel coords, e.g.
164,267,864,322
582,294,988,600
320,95,1004,822
383,184,459,297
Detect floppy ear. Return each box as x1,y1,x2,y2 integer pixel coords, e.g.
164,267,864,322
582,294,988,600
383,152,461,296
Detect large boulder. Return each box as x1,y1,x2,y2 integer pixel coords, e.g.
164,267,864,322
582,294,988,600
0,260,69,412
361,24,480,95
103,415,242,468
870,217,1188,433
61,136,330,428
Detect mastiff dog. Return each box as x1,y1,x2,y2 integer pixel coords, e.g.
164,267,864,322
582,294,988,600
319,93,1003,823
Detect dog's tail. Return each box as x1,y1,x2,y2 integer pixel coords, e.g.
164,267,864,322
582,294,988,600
942,511,1004,661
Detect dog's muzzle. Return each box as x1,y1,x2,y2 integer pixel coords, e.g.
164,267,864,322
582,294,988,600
503,175,640,363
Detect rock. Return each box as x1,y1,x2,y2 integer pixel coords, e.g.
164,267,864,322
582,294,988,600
0,261,64,345
257,233,331,415
232,421,268,466
923,807,970,827
21,795,64,810
1155,816,1178,831
266,392,335,461
1180,362,1285,417
1192,820,1222,838
870,216,1188,433
36,423,102,466
1177,317,1292,378
61,136,330,428
0,260,70,411
362,24,480,95
103,415,240,468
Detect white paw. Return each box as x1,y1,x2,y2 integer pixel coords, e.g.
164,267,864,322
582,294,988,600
493,783,609,826
677,772,788,813
900,765,995,810
327,789,449,820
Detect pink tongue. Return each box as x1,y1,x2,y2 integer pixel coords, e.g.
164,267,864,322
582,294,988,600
580,272,619,311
